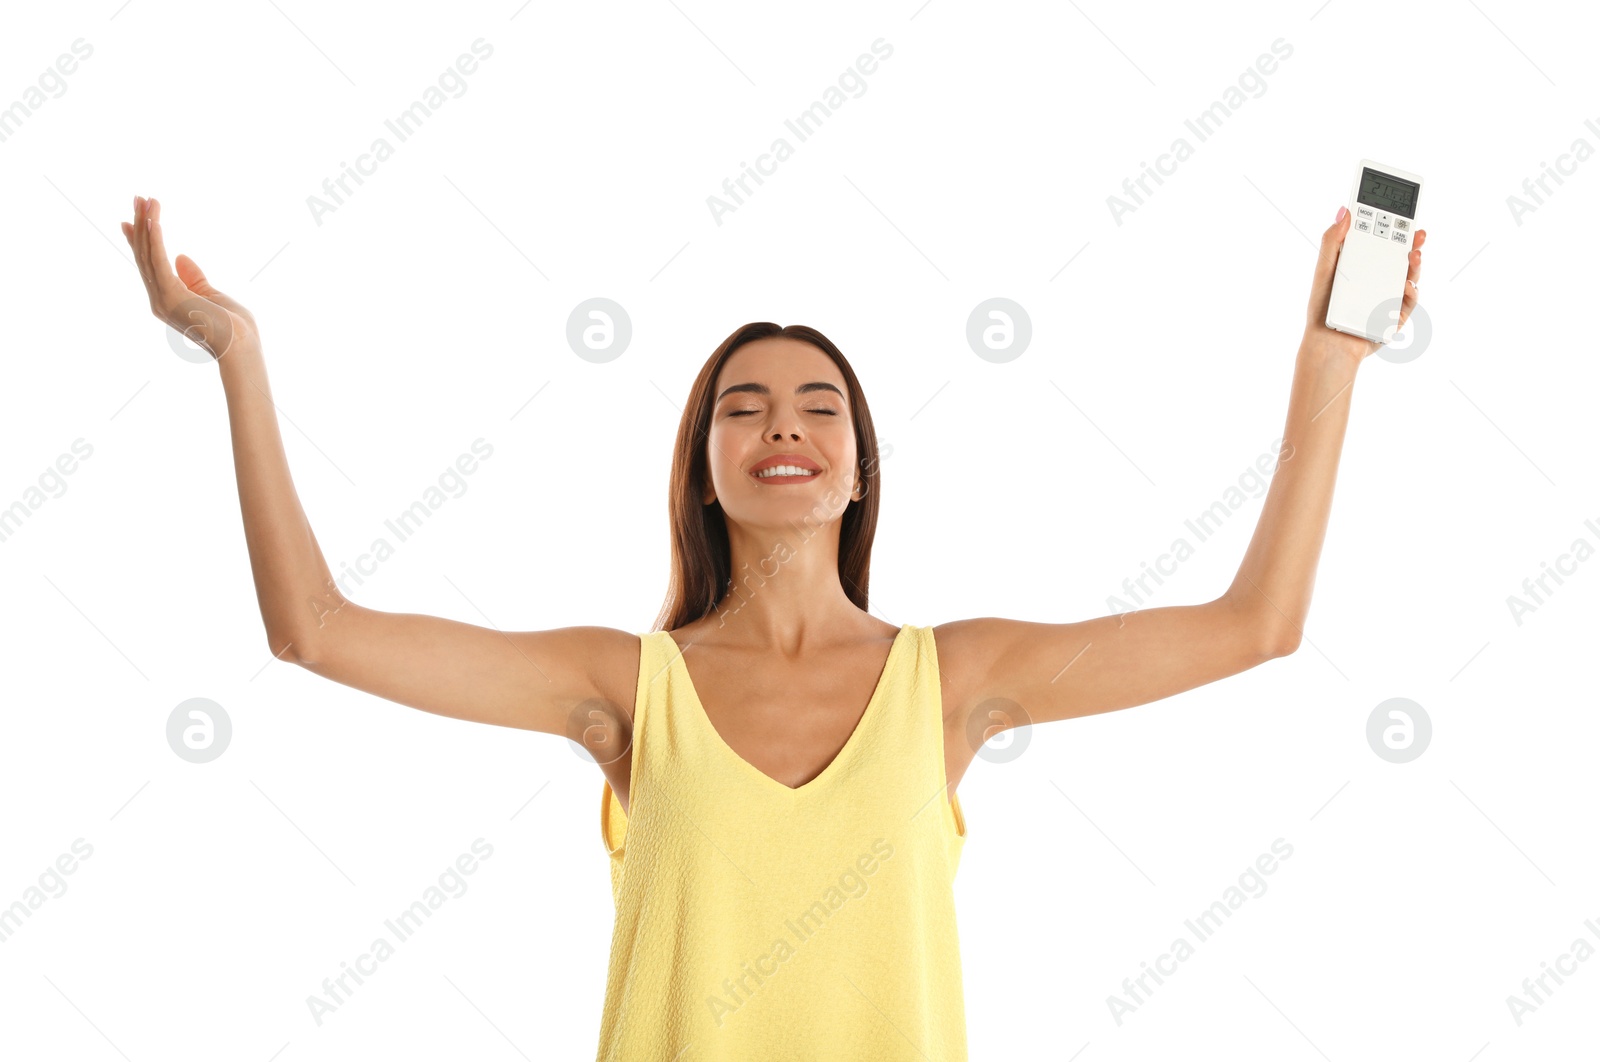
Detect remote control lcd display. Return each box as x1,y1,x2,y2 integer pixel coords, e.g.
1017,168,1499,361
1356,169,1420,217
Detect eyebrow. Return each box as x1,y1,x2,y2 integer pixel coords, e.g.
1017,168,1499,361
714,381,845,403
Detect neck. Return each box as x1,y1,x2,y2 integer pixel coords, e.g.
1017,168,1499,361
708,517,865,645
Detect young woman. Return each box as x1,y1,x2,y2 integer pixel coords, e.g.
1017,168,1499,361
123,196,1424,1060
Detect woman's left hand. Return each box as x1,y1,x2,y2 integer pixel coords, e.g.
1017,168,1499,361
1302,205,1426,363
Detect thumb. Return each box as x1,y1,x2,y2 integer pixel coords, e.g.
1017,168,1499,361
175,254,250,321
171,254,247,358
175,254,222,299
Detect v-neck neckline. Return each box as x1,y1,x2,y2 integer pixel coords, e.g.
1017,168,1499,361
661,623,914,796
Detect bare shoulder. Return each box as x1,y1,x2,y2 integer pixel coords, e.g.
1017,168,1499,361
520,625,642,799
930,616,1012,676
929,617,1010,726
555,624,644,720
930,615,1084,734
930,617,1027,792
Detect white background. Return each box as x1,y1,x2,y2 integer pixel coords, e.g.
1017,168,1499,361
2,0,1596,1058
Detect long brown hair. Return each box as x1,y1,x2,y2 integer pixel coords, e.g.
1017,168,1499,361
652,323,885,634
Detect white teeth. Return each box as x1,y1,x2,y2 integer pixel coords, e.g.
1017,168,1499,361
755,465,818,478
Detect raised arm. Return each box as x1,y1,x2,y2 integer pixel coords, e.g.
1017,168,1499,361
936,207,1427,743
122,197,637,758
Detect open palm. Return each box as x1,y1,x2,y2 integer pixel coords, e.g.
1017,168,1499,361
122,196,259,360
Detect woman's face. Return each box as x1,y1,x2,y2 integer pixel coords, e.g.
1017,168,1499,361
703,337,860,526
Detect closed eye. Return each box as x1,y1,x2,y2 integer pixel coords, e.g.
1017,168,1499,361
729,409,838,417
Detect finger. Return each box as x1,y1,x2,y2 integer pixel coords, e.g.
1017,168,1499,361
121,218,147,285
1314,207,1351,292
145,197,184,302
132,196,157,296
1406,229,1425,286
137,195,161,294
1398,228,1427,327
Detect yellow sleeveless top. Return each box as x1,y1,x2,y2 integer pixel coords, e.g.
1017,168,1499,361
596,623,969,1060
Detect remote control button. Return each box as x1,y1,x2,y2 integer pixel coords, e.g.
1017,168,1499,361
1356,205,1375,221
1395,218,1409,231
1390,230,1408,244
1375,222,1391,239
1355,218,1372,233
1376,211,1392,226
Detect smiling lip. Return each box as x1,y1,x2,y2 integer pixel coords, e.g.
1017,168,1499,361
749,453,822,483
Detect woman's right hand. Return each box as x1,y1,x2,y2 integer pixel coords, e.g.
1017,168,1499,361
122,195,260,360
